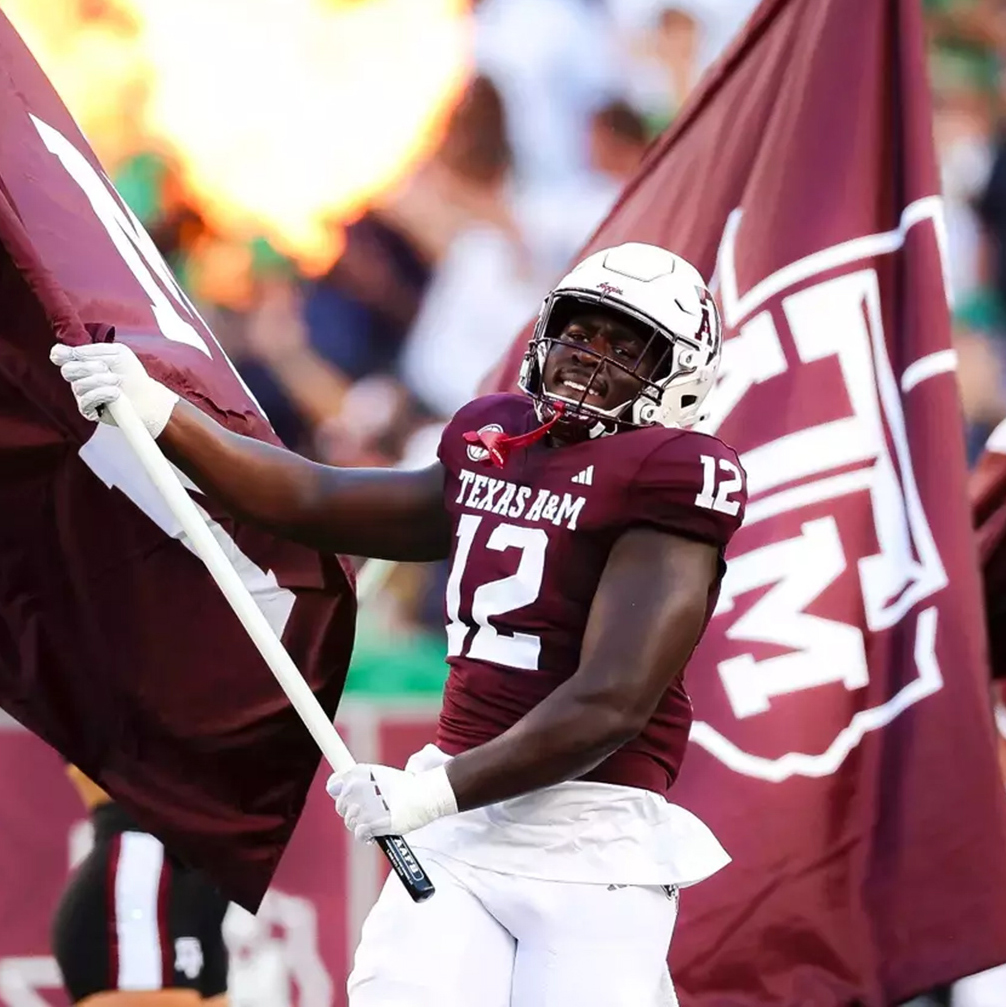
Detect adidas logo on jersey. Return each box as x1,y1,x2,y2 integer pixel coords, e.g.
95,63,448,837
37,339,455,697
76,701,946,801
571,465,594,486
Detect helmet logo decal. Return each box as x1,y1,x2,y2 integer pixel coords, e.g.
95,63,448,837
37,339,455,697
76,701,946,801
696,287,721,361
597,281,623,296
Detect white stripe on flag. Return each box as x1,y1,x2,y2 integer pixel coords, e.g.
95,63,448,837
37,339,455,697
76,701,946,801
115,832,165,990
900,348,957,393
986,418,1006,455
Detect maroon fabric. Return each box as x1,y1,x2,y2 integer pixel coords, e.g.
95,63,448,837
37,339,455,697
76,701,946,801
485,0,1006,1003
0,11,356,911
436,394,745,794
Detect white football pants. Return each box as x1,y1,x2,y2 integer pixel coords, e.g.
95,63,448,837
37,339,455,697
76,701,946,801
348,851,680,1007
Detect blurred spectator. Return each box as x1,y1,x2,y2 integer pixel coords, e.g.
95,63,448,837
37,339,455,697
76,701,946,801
242,279,347,434
516,98,653,275
683,0,762,69
977,110,1006,317
224,182,443,453
400,75,551,418
954,315,1006,462
618,5,701,128
919,0,1006,475
926,0,1006,58
591,99,652,178
608,0,760,128
930,46,996,304
236,75,534,457
314,375,418,468
473,0,620,186
303,211,432,382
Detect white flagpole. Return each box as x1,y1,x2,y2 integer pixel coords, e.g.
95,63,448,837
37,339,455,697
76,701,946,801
105,393,436,901
107,394,357,771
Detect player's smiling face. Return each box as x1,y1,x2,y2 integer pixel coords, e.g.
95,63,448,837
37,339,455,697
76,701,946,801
542,306,665,417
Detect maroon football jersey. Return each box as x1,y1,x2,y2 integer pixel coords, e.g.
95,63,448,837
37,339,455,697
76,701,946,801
435,393,747,795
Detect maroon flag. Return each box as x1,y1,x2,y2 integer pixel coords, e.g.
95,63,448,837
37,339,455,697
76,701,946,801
490,0,1006,1002
0,13,356,910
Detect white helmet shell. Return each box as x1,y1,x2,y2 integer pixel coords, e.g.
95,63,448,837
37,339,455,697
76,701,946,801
519,242,722,430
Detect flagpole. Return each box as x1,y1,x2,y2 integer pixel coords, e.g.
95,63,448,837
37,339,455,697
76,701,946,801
106,394,435,903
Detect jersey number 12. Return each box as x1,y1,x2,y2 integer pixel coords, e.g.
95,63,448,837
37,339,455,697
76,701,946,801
695,454,743,516
444,514,548,671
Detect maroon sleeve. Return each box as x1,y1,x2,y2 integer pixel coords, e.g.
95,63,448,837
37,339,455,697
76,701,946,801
627,432,747,548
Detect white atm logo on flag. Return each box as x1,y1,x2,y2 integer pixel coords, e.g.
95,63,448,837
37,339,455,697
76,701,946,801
692,198,954,782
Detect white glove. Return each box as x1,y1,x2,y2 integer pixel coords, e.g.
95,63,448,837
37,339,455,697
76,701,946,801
326,764,458,843
50,342,179,439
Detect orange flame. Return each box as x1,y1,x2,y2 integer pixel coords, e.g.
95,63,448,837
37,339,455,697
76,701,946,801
6,0,473,273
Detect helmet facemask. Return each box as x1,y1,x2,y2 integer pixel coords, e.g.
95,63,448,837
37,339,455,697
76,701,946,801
519,290,705,436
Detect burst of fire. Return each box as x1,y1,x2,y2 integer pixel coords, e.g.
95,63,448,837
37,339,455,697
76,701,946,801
5,0,473,275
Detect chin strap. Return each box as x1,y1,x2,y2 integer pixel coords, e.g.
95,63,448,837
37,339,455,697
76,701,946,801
463,403,564,468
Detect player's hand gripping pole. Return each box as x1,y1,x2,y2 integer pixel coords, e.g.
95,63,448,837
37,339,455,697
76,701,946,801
106,394,436,903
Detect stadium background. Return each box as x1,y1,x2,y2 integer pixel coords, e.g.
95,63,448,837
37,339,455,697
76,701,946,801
1,1,1005,1005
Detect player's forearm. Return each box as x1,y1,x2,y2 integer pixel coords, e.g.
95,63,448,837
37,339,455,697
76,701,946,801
443,682,648,810
159,399,318,530
159,400,450,560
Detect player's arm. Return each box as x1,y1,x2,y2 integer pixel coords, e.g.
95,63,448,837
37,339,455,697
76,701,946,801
444,526,719,808
161,399,450,560
51,342,451,561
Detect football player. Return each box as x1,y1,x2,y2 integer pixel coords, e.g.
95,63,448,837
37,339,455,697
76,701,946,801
53,242,747,1007
52,767,230,1007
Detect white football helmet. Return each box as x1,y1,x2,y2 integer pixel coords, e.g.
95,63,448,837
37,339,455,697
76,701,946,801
518,242,722,431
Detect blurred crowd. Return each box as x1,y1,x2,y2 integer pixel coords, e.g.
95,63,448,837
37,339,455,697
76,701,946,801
932,0,1006,462
104,0,1006,670
105,0,757,662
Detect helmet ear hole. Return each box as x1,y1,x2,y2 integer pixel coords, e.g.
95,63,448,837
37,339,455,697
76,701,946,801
681,394,697,408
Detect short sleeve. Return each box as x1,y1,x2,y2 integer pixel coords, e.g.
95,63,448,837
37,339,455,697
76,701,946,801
627,433,747,548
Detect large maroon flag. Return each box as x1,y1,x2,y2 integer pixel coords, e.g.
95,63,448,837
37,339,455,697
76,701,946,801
491,0,1006,1002
0,13,356,910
